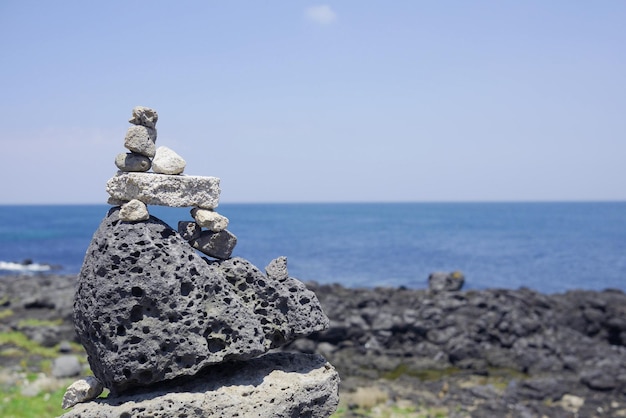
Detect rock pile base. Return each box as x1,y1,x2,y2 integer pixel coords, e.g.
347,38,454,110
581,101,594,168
61,353,339,418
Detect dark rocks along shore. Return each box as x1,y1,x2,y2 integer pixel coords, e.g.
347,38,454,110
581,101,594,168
296,282,626,416
2,274,626,417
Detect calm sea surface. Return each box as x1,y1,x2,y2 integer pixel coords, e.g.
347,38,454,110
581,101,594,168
0,203,624,293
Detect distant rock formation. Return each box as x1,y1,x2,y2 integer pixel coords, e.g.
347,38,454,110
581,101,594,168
428,270,465,292
63,107,338,417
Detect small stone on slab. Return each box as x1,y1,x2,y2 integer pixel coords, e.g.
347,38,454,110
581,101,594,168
190,229,237,259
106,172,220,209
62,376,104,409
124,125,156,157
114,152,151,172
152,146,186,175
128,106,158,128
191,208,229,231
119,199,149,222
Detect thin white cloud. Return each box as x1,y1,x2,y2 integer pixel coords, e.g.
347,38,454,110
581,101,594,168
305,5,337,25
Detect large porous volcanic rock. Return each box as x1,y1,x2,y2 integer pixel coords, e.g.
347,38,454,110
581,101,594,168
60,353,339,418
74,208,329,393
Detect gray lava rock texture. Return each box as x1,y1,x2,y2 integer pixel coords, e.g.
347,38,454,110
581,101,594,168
60,353,339,418
74,207,329,393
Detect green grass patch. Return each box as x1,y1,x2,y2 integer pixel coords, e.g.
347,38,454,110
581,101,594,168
0,332,59,358
0,308,15,320
17,318,63,328
487,366,527,380
482,367,529,390
39,359,53,375
382,363,461,381
0,383,66,418
1,347,24,357
0,330,88,378
331,404,445,418
330,406,347,417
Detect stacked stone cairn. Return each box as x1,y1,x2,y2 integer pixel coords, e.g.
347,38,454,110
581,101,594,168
109,106,237,260
61,107,339,417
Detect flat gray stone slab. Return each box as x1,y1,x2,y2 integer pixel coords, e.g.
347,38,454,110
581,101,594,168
60,353,339,418
106,172,220,209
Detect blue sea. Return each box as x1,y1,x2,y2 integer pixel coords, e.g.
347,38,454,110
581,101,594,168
0,203,624,293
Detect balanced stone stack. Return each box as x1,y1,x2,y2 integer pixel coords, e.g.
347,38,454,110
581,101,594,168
107,106,237,259
62,107,339,417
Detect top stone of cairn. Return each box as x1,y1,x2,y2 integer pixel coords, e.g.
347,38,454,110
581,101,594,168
129,106,158,129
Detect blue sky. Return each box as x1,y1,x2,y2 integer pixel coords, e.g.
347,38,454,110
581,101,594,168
1,1,625,204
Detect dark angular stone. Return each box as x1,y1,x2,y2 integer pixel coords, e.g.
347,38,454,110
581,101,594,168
177,221,201,241
189,229,237,260
74,208,328,393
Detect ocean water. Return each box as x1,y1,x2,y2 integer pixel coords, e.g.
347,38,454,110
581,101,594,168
0,202,624,293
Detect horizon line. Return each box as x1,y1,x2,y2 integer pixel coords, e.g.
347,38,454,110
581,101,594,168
0,199,625,206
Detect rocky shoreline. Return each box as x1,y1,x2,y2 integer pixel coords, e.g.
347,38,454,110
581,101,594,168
298,282,626,416
1,273,626,417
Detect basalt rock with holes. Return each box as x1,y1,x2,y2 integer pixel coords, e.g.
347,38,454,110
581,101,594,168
74,207,329,393
68,107,337,416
